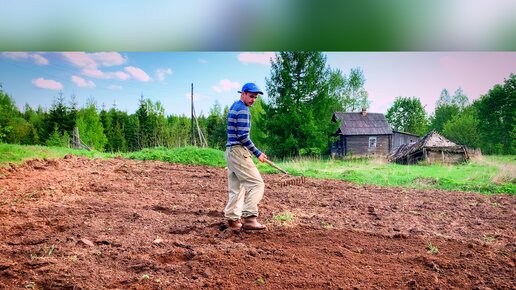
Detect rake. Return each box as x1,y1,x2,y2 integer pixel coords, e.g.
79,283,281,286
264,159,306,187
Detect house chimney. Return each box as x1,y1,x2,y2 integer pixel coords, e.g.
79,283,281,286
361,107,367,116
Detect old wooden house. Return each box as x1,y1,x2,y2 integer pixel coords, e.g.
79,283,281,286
388,130,468,164
330,109,393,157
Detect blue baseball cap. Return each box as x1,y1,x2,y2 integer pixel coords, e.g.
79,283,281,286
238,82,263,95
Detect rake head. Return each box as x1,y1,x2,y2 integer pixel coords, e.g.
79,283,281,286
264,159,306,187
278,175,306,187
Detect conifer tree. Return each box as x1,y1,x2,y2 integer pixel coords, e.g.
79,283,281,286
264,52,343,157
206,101,227,150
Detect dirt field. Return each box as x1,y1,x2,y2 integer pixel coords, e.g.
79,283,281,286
0,156,514,289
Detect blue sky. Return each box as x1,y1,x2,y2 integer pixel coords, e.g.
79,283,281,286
0,52,515,117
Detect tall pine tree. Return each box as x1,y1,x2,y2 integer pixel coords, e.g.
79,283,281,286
264,52,343,157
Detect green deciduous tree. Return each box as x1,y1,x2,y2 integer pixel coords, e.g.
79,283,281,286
336,67,370,112
22,104,43,144
134,96,170,149
430,88,469,134
442,106,480,148
475,73,516,154
249,98,268,153
386,96,428,136
5,117,33,144
0,124,11,142
149,100,169,147
0,84,19,123
167,115,190,148
0,86,39,145
436,88,468,109
0,84,20,142
430,104,460,134
76,101,107,150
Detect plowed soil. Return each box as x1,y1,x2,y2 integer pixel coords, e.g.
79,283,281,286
0,156,514,289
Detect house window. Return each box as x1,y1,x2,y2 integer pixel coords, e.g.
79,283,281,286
369,136,377,148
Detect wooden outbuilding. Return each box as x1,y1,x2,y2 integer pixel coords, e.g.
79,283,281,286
388,130,468,164
330,109,393,157
392,131,419,149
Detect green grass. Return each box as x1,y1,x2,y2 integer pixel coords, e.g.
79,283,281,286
123,146,225,167
0,143,109,166
255,277,266,286
427,242,439,255
1,143,514,195
273,211,294,223
258,155,515,195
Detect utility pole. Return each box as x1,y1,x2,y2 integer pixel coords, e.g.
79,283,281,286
190,83,194,146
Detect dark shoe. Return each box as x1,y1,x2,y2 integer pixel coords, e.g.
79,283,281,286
242,216,266,230
227,219,242,231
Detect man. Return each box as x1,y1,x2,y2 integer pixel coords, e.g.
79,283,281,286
224,82,268,231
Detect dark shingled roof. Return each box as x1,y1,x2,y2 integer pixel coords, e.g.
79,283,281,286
332,112,392,135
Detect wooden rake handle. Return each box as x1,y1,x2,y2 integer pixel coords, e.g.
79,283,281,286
264,159,289,175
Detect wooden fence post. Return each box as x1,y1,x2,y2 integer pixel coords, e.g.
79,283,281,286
73,127,92,151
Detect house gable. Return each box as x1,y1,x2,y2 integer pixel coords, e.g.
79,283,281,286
331,110,393,157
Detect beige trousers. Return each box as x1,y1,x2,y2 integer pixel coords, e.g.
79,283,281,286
224,145,265,221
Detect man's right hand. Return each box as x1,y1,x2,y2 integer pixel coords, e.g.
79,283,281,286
258,153,267,163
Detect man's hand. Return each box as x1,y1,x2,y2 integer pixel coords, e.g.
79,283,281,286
258,153,268,163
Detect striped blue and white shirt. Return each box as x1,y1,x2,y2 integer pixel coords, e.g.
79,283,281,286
226,100,262,157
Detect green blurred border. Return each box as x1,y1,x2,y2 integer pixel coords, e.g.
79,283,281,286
0,0,515,51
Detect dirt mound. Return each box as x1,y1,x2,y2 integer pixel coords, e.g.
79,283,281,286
0,156,514,289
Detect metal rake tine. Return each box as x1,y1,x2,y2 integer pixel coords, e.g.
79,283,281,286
264,159,306,187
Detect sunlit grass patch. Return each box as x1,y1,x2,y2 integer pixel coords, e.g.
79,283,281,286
273,211,294,223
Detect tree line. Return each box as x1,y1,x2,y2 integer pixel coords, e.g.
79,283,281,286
0,52,514,157
0,90,229,153
386,74,515,155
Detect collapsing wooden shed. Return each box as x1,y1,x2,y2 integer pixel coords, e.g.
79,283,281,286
389,130,468,164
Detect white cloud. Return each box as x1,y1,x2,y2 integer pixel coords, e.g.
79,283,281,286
125,66,151,82
91,52,127,67
2,52,49,65
198,58,208,64
82,68,131,80
82,68,105,78
156,68,172,81
32,78,63,90
108,85,122,90
113,71,131,81
31,54,49,65
60,52,127,69
237,52,276,65
61,52,98,69
71,75,95,88
213,79,240,93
